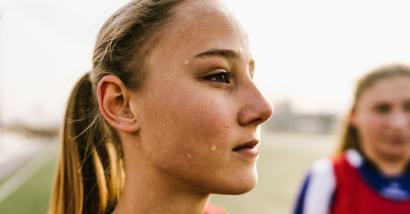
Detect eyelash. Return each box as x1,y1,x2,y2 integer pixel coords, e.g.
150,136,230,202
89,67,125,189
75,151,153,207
203,70,231,84
373,102,410,114
374,104,391,114
404,101,410,112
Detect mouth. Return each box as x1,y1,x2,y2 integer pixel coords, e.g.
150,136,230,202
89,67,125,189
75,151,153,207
388,137,407,145
232,140,259,157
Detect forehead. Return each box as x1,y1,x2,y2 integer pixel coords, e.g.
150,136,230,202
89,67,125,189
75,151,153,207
151,0,249,59
359,76,410,103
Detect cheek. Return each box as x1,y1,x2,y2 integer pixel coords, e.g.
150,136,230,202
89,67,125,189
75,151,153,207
356,113,385,134
355,113,397,153
137,84,258,193
354,114,383,148
166,92,234,150
141,85,236,161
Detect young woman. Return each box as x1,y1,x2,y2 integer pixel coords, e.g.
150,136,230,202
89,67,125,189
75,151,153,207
294,64,410,214
48,0,273,214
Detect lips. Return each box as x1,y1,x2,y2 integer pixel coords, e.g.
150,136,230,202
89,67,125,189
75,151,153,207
232,140,259,152
232,140,260,159
388,137,407,145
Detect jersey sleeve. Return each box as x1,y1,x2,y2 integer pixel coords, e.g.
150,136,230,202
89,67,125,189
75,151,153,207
293,158,336,214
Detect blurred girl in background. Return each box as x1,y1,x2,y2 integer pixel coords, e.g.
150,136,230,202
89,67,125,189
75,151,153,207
294,64,410,214
48,0,272,213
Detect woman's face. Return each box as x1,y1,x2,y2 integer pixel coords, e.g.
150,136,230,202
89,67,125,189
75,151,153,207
128,0,272,194
351,76,410,162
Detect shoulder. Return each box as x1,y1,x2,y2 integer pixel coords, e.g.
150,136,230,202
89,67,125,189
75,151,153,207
311,158,334,175
293,158,336,214
305,158,336,193
298,158,336,214
307,158,336,198
343,149,363,169
294,150,363,214
331,149,363,178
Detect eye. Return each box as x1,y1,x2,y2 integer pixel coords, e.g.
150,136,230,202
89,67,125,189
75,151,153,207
374,103,391,114
404,100,410,113
203,71,231,84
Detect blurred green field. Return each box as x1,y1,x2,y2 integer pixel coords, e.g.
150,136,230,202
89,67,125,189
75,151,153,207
0,132,336,214
0,144,57,214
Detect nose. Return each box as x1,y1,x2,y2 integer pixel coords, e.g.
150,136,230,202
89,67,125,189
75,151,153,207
237,82,273,127
388,111,409,130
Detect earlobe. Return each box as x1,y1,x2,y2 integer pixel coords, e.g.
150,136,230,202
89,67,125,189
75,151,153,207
96,75,140,133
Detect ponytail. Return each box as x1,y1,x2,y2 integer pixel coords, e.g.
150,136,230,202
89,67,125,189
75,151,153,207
49,1,189,213
49,72,124,214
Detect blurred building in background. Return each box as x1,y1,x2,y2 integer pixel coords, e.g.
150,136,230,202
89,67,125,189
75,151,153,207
264,101,340,134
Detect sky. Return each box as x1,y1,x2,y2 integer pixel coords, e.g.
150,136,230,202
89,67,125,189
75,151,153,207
1,0,410,127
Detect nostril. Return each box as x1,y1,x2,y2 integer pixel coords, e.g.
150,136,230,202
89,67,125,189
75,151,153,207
248,118,263,126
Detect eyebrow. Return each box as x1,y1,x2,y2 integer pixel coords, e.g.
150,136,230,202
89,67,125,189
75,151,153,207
194,48,255,77
194,48,239,59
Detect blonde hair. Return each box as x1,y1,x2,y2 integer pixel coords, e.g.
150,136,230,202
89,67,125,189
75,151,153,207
48,1,185,213
337,63,410,154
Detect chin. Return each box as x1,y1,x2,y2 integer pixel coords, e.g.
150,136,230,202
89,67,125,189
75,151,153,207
380,148,409,162
226,181,257,195
211,170,258,195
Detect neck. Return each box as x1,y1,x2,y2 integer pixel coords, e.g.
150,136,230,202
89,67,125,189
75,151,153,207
373,160,407,176
113,142,210,214
363,149,408,176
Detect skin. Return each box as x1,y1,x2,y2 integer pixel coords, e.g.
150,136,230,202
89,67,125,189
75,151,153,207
97,0,273,213
351,76,410,176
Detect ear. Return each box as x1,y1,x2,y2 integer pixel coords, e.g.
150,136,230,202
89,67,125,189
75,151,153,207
96,75,140,133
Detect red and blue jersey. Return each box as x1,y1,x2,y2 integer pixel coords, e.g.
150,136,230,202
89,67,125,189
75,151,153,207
293,149,410,214
203,203,227,214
